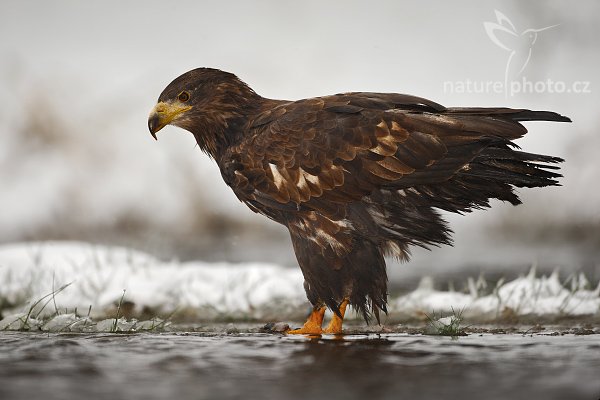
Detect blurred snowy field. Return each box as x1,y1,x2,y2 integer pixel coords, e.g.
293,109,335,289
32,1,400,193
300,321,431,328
1,242,598,332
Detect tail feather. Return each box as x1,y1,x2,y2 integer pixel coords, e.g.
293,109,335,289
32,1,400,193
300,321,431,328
446,107,572,123
465,144,563,188
480,146,564,165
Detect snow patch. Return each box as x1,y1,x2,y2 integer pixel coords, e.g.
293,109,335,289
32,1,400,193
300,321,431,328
0,241,306,320
391,269,600,317
0,242,598,324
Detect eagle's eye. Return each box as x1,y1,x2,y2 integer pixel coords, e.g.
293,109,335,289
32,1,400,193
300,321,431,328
178,91,190,102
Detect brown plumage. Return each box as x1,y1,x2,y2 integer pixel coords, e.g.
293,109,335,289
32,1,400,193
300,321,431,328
148,68,570,328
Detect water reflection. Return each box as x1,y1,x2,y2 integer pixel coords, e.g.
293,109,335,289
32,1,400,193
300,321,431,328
0,332,598,400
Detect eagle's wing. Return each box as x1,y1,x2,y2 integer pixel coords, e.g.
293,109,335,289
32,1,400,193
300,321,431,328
221,92,535,219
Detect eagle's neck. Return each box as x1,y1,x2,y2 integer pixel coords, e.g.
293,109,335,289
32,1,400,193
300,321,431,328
188,87,271,160
191,113,251,159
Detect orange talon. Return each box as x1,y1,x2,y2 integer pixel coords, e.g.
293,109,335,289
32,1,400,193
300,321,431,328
323,298,349,335
287,306,326,335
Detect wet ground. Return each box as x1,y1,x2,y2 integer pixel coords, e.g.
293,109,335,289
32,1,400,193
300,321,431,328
1,329,599,400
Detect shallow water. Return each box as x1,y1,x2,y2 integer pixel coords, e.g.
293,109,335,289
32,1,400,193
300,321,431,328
0,331,598,400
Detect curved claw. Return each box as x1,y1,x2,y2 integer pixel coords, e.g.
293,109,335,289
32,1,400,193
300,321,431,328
287,326,323,335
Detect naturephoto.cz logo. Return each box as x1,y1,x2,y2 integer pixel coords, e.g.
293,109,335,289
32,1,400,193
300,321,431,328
443,10,591,97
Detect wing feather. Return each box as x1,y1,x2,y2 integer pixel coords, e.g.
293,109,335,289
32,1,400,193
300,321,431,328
221,93,537,218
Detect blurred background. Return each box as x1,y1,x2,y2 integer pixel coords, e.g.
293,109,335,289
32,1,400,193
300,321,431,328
1,0,598,288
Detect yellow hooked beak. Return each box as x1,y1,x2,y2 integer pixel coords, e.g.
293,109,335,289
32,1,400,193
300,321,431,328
147,101,192,140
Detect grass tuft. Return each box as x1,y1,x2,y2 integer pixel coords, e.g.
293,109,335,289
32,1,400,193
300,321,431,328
112,289,127,333
425,307,467,337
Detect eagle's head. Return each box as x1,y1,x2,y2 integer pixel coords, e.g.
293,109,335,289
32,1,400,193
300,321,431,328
148,68,259,155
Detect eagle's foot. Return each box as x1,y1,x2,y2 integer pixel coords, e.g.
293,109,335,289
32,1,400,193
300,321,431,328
322,298,349,335
287,306,325,335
